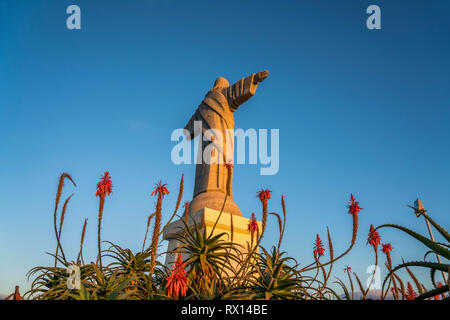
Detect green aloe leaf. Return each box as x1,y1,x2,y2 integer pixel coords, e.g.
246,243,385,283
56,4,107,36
376,224,450,260
382,261,449,294
422,214,450,243
107,277,134,300
415,284,449,300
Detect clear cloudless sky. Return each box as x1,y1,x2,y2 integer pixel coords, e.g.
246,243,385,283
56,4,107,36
1,0,449,295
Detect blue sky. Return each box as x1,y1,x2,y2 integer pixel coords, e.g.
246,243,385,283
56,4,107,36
1,0,449,295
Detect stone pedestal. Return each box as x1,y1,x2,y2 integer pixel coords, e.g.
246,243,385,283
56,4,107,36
162,208,261,267
188,192,242,217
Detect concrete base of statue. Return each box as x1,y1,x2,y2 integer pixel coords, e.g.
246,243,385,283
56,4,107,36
162,207,261,268
188,191,242,217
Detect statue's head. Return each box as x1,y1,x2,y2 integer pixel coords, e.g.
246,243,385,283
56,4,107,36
205,77,229,97
212,77,229,90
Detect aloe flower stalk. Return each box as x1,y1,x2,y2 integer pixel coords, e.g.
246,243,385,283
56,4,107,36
77,218,88,265
4,286,23,300
142,213,154,252
257,189,272,238
301,193,363,273
225,163,233,196
347,193,362,245
53,173,76,267
183,201,190,224
96,171,112,270
364,224,382,298
382,243,393,268
344,266,354,299
248,212,259,248
149,181,169,278
380,242,399,299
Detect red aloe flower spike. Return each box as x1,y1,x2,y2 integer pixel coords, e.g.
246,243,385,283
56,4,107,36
346,193,362,247
257,189,272,202
313,234,325,258
382,243,393,255
347,193,362,217
256,189,271,238
344,266,352,273
96,171,112,197
95,171,112,271
368,224,381,251
248,213,258,232
151,181,169,198
165,254,188,300
406,282,417,300
248,212,259,248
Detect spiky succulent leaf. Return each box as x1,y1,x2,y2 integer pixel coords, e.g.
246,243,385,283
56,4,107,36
376,224,450,260
415,284,449,300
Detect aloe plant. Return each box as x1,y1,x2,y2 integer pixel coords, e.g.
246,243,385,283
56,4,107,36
376,209,449,300
167,219,241,298
24,170,450,300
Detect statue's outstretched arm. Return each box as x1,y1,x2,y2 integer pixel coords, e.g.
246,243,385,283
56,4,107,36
226,70,269,110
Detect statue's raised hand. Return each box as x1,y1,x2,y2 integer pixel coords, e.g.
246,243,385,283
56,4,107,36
254,70,269,84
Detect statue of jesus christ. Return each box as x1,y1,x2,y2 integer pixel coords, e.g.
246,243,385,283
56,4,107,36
184,70,269,216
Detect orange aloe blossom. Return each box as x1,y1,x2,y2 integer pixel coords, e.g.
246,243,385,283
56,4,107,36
248,212,258,233
382,243,392,255
368,224,381,251
406,282,417,300
381,242,392,264
313,234,325,258
166,254,188,300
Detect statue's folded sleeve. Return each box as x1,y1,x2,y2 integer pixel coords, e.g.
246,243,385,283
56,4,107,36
223,74,258,111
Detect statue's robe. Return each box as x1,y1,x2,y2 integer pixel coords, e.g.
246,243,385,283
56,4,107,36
184,74,259,216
